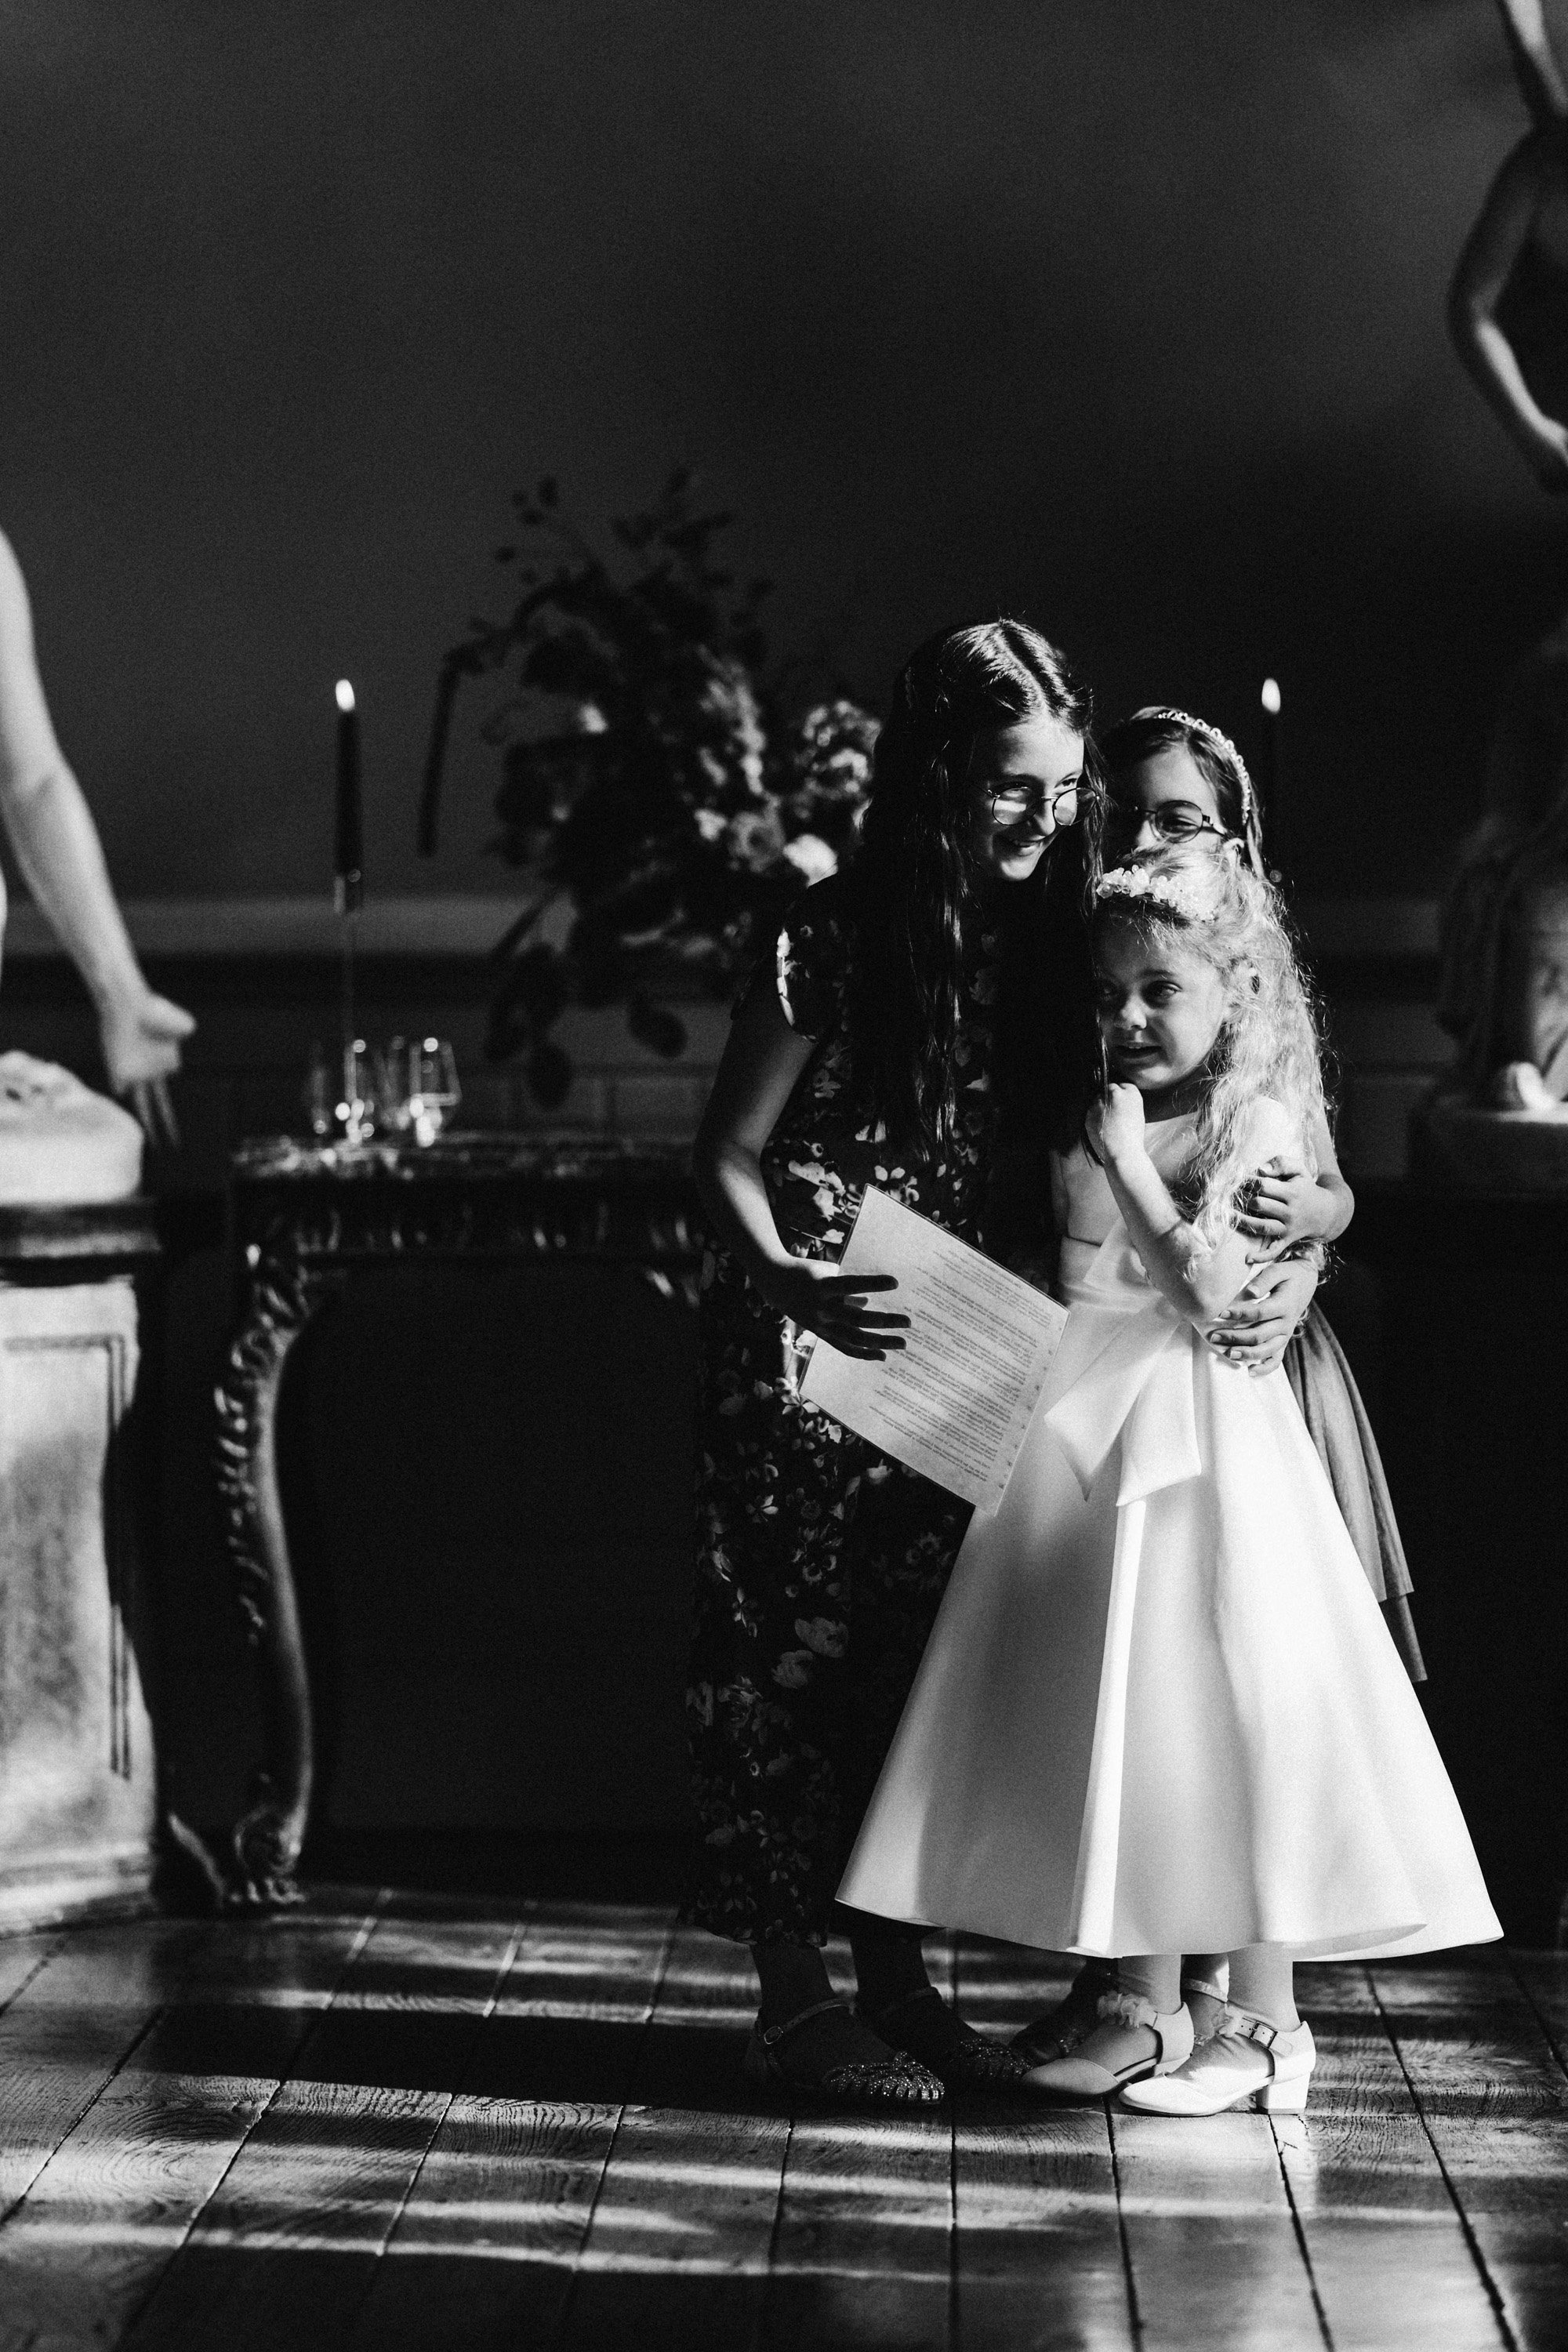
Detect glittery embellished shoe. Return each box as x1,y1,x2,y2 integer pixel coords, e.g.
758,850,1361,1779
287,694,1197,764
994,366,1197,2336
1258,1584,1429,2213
742,1997,945,2108
858,1985,1034,2092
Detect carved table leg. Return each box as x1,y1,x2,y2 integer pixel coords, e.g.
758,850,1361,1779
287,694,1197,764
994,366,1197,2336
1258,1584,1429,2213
206,1252,332,1908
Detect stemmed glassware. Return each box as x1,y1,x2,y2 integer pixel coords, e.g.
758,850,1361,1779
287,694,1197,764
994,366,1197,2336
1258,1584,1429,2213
302,1036,460,1146
339,1040,379,1145
405,1036,461,1145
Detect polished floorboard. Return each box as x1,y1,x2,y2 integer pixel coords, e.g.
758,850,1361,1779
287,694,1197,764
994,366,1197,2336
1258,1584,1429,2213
0,1894,1563,2350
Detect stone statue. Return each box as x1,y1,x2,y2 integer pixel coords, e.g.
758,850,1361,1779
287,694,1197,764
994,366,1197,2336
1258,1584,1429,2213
1425,2,1568,1177
0,529,197,1927
1436,618,1568,1107
0,529,194,1200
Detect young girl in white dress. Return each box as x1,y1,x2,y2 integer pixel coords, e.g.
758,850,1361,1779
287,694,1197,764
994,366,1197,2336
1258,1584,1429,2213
837,840,1501,2117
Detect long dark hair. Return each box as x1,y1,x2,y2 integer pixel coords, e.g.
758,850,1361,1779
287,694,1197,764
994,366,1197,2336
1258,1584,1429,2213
847,619,1102,1155
1099,706,1266,875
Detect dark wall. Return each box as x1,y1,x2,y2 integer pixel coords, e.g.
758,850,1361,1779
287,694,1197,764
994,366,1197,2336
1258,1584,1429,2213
2,0,1560,902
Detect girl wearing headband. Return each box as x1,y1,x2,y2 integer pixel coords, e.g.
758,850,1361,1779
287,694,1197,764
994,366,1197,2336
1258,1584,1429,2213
840,843,1498,2118
1096,709,1422,1647
1001,703,1428,2068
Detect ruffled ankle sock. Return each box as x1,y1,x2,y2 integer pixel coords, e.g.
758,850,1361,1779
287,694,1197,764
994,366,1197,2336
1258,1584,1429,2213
1069,1992,1163,2075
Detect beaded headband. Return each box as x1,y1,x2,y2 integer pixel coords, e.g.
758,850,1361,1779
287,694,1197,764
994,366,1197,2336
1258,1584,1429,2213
1135,705,1255,827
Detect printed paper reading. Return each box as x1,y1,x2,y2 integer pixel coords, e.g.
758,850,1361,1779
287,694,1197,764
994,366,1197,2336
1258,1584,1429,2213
798,1187,1068,1509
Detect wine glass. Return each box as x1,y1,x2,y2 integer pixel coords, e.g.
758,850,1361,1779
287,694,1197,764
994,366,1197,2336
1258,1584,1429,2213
375,1036,413,1134
407,1036,460,1145
339,1038,379,1145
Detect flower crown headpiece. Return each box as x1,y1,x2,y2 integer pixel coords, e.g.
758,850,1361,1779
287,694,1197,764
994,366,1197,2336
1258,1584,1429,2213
1140,706,1255,826
1094,861,1225,919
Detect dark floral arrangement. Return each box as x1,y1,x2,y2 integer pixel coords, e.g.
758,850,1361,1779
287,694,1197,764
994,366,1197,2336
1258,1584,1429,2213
418,471,877,1107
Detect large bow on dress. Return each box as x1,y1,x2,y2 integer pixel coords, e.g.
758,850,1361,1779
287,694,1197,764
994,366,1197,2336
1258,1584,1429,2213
1041,1228,1202,1505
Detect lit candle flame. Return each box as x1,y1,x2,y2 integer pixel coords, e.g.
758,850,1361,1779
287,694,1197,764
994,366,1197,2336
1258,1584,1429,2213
1261,677,1281,716
335,679,355,713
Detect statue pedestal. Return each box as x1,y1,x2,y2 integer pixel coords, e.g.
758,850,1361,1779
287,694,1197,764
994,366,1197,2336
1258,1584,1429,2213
1345,1183,1568,1942
1410,1094,1568,1195
0,1076,158,1927
0,1051,143,1203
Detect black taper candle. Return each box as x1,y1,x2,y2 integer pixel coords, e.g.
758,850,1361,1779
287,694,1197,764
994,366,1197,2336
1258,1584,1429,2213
334,678,363,915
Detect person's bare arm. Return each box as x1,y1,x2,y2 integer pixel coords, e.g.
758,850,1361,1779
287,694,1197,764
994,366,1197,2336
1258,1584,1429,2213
1089,1085,1260,1327
692,979,909,1359
1497,0,1568,130
1449,132,1568,489
0,535,193,1141
1236,1103,1352,1255
1308,1106,1354,1236
1207,1109,1343,1367
1205,1257,1319,1375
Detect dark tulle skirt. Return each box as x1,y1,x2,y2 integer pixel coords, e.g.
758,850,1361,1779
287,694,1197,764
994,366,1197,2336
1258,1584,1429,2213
1285,1306,1425,1684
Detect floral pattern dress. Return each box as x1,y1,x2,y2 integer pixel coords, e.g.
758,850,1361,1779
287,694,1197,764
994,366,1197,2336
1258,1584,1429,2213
686,876,1003,1944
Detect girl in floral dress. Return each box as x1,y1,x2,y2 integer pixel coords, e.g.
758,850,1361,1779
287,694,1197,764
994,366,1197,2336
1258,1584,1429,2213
685,622,1325,2107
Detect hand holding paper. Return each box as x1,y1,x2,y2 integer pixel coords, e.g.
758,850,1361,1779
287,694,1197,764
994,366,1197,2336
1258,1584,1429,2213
800,1188,1068,1510
763,1255,910,1361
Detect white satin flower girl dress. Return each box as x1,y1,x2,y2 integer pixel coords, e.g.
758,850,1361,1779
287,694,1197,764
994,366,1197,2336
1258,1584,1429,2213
838,1105,1500,1969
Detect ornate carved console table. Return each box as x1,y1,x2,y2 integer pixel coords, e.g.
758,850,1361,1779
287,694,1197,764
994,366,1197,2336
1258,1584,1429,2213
198,1132,700,1909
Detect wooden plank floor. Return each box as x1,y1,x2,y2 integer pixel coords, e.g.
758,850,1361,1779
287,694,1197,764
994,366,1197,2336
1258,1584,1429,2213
0,1897,1563,2350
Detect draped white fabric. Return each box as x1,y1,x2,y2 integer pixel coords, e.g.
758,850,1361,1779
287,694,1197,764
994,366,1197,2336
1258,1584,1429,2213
839,1223,1501,1962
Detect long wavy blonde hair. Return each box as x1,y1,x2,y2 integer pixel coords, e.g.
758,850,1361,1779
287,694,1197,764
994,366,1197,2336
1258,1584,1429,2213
1091,844,1330,1248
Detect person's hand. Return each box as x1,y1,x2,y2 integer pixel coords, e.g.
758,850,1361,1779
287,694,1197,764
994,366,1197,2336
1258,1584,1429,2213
1088,1082,1146,1167
1203,1258,1319,1375
762,1258,910,1360
1236,1156,1327,1258
1526,418,1568,492
97,988,195,1148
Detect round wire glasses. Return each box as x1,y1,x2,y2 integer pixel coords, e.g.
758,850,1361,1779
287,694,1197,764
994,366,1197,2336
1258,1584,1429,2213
986,777,1095,829
1102,799,1232,851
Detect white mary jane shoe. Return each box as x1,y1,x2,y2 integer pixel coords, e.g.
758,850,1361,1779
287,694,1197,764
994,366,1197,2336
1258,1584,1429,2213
1025,1990,1193,2099
1118,2006,1316,2117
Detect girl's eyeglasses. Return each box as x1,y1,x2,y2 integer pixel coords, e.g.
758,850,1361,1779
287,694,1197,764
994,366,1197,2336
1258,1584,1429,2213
1104,800,1232,848
986,778,1096,828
